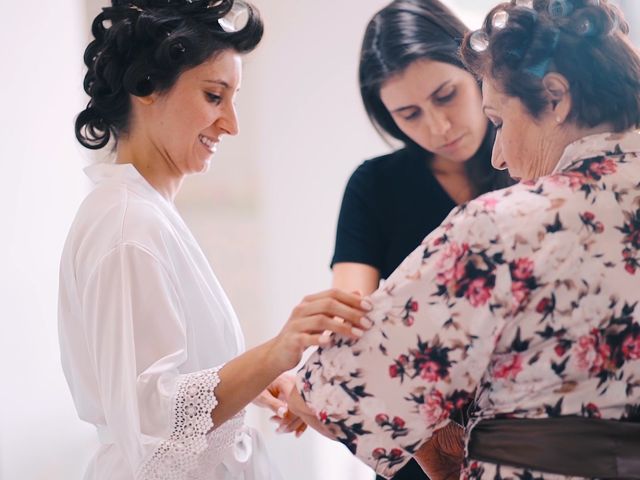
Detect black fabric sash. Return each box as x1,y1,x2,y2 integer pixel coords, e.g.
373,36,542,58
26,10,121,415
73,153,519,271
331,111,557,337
467,416,640,478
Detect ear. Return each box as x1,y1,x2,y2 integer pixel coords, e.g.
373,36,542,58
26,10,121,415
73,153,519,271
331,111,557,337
542,73,571,124
132,92,158,106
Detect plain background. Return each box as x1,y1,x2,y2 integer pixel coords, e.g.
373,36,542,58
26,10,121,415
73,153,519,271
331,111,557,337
1,1,638,479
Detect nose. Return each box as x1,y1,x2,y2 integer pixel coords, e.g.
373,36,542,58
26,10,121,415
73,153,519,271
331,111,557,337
219,102,239,136
424,107,451,137
491,134,508,171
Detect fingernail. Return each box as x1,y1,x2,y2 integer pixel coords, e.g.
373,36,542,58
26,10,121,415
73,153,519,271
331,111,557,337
277,407,287,418
361,317,373,329
351,327,364,337
319,336,331,346
361,300,373,310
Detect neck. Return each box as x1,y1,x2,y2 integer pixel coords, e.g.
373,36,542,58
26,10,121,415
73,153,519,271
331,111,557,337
534,123,616,179
116,134,183,201
430,155,467,176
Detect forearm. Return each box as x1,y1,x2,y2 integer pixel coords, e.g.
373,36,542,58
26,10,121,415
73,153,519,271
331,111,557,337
211,339,282,427
332,262,380,295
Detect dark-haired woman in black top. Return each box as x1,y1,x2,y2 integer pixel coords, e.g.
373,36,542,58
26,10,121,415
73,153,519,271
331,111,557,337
332,1,512,478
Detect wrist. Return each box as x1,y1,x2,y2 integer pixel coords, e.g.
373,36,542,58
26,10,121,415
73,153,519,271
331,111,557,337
259,337,289,377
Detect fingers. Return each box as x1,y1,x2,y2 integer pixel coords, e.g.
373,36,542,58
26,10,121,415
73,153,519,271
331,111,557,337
293,296,373,331
303,289,373,313
295,422,308,438
270,413,307,436
255,388,289,417
297,315,366,339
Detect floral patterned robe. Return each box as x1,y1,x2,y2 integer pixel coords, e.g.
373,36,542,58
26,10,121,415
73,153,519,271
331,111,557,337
296,131,640,479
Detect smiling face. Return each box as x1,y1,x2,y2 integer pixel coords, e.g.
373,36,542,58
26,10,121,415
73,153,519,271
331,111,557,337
379,59,488,164
138,49,242,177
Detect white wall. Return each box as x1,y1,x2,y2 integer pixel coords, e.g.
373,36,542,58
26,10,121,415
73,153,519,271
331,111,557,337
0,1,98,479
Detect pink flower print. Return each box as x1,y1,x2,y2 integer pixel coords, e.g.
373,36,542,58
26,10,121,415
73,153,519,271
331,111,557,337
555,343,568,357
589,157,617,177
580,211,605,233
418,390,449,425
622,334,640,360
511,281,531,306
436,242,470,285
403,315,415,327
511,257,534,281
389,364,400,378
392,417,406,429
582,211,595,222
372,448,386,460
492,353,524,380
420,360,443,382
375,413,389,427
302,379,312,393
575,330,611,375
479,196,498,211
536,297,553,314
551,171,586,190
389,448,403,460
583,402,602,418
466,276,492,307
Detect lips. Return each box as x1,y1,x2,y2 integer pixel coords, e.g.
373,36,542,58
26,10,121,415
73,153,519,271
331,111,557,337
440,134,465,149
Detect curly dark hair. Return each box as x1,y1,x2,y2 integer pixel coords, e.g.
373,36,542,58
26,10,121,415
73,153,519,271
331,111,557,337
461,0,640,132
75,0,263,150
359,0,513,196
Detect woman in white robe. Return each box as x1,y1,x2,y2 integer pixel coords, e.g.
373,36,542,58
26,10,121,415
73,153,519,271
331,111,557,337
58,1,371,479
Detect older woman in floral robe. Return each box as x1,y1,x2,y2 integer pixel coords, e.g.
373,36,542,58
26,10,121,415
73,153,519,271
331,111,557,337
290,1,640,479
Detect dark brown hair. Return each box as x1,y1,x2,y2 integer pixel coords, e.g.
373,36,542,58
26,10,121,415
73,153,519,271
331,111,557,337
360,0,513,195
76,0,263,150
461,0,640,131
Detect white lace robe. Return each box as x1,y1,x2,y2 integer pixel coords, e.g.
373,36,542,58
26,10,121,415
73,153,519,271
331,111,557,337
58,163,280,480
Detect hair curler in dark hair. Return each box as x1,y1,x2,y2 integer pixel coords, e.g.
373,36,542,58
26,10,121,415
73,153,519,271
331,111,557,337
75,0,263,150
462,0,640,131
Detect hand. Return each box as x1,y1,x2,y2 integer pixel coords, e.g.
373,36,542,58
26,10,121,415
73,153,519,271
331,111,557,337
415,422,465,480
267,289,372,372
253,374,308,437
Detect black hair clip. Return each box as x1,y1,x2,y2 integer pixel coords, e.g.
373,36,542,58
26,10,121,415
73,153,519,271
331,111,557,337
549,0,574,18
135,75,155,96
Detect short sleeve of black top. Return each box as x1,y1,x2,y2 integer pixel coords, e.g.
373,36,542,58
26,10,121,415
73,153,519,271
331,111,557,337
332,148,457,280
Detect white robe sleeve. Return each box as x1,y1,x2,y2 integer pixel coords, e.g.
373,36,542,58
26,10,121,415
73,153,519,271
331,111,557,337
82,242,222,479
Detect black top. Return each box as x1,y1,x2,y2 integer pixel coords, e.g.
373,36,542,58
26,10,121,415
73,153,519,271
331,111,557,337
332,147,457,279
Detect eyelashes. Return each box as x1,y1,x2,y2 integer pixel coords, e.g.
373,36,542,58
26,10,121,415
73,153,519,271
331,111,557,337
434,89,457,104
205,92,222,104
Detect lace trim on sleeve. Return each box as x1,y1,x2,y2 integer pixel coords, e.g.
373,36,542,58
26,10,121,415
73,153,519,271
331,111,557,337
138,366,225,480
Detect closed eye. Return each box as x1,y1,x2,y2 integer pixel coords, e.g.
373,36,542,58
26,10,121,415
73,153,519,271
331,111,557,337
205,92,222,104
434,88,456,105
399,109,421,121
